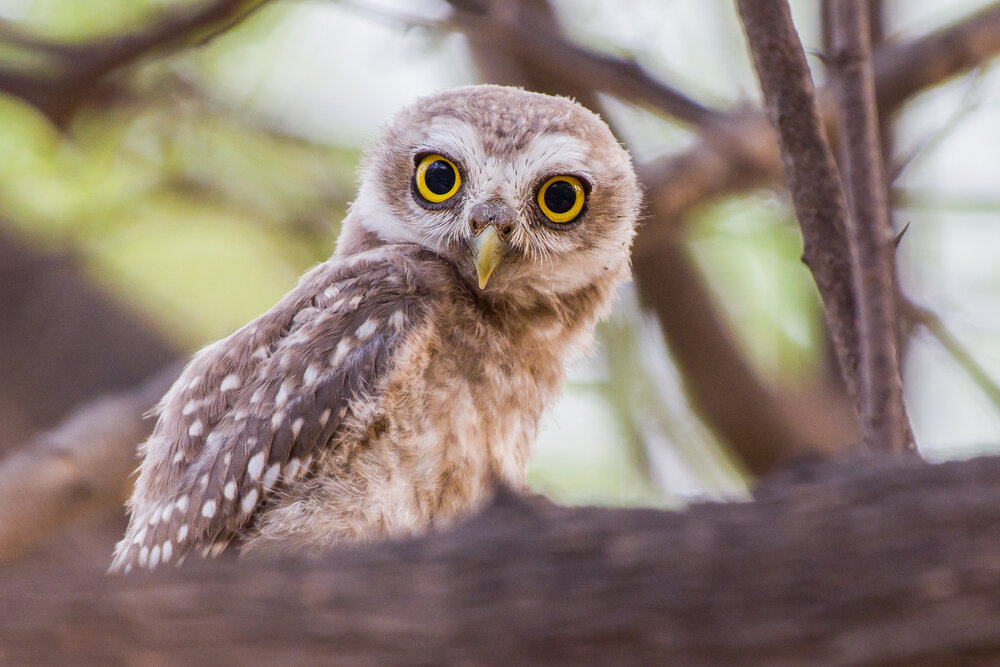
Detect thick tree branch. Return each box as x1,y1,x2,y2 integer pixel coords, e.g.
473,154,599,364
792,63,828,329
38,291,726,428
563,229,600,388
830,0,914,452
5,454,1000,664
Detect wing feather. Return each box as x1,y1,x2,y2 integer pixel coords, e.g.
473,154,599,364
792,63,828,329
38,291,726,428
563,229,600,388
111,249,430,572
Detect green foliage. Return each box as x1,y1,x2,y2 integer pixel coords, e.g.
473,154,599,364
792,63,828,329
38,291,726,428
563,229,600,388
689,195,823,382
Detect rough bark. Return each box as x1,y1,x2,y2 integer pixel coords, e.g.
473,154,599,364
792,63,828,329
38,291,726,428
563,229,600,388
4,454,1000,665
830,0,914,452
737,0,861,405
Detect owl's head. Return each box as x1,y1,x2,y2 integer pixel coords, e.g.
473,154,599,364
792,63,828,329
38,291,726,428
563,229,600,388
351,85,640,299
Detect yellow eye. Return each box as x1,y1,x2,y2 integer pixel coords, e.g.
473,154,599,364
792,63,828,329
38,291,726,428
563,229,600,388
415,154,461,203
537,175,585,224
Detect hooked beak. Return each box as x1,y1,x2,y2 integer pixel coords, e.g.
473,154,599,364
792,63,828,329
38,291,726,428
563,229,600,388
473,226,506,289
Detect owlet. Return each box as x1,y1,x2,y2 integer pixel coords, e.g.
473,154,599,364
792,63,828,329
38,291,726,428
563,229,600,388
111,84,640,572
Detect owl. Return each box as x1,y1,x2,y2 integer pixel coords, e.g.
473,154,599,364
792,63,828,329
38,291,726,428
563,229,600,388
111,85,640,572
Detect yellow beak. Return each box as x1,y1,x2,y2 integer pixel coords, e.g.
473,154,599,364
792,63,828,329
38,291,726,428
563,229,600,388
473,226,506,289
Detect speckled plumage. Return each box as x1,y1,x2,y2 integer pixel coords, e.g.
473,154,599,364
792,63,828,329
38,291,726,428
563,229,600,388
111,85,640,572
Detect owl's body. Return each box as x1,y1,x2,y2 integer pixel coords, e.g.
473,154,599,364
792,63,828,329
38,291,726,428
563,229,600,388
112,85,639,571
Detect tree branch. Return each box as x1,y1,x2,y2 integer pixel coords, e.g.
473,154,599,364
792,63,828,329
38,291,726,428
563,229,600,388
830,0,914,452
643,4,1000,225
0,0,271,126
438,0,729,129
736,0,862,416
5,454,1000,664
0,227,179,445
0,364,180,563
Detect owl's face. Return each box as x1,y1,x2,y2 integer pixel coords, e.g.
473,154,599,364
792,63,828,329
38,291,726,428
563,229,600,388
352,85,640,298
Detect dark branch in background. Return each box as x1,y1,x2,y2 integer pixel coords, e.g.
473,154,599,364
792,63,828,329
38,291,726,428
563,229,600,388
736,0,862,420
829,0,914,453
0,364,179,563
0,0,270,126
645,3,1000,225
628,5,1000,469
7,455,1000,664
445,0,729,129
0,228,179,449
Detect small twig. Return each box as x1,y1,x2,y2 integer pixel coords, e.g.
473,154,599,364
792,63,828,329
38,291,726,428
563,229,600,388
890,66,989,182
830,0,914,452
904,301,1000,411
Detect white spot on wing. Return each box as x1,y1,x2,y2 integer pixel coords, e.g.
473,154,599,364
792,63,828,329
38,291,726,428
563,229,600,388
188,420,204,437
224,480,237,500
390,310,406,332
292,417,304,438
252,346,268,360
201,500,216,518
173,451,184,463
331,339,353,366
175,496,189,513
139,546,149,567
262,463,281,491
248,452,265,481
177,524,189,543
303,364,319,385
182,399,198,415
355,318,378,341
220,374,240,391
285,458,301,479
150,545,161,568
162,540,173,563
241,488,258,514
319,408,331,427
275,381,292,407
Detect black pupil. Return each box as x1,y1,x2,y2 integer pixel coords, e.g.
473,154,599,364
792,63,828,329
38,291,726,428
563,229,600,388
544,180,578,215
424,160,456,195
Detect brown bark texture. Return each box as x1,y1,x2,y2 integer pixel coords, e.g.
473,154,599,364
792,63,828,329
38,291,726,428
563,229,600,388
829,0,914,453
4,454,1000,665
736,0,862,417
